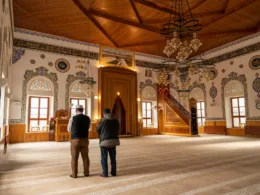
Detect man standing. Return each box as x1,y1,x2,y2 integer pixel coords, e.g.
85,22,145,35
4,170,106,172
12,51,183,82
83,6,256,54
67,105,91,178
97,108,120,177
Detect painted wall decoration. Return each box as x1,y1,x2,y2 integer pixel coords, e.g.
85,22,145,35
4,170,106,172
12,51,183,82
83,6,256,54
239,64,244,69
48,62,53,66
55,58,70,73
40,54,46,59
209,82,217,103
209,68,218,80
30,59,36,64
253,73,260,98
99,47,135,70
12,48,25,64
221,72,248,120
9,67,58,124
249,55,260,70
139,79,158,98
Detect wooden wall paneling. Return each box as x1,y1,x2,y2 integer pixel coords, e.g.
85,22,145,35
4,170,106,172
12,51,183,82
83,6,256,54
24,133,50,142
226,128,245,136
245,120,260,137
204,121,227,135
98,67,137,136
141,128,158,135
9,124,26,143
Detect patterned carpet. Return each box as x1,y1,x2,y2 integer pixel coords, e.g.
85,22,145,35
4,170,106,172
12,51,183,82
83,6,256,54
1,135,260,195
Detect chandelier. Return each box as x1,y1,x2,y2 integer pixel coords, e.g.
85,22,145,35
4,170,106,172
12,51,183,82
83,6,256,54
161,0,202,62
76,59,96,97
155,68,171,86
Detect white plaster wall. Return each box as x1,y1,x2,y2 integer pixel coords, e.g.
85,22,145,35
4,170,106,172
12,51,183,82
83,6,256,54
11,49,99,119
0,0,13,133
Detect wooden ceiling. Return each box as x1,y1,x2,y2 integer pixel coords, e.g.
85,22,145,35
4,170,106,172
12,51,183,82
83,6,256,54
13,0,260,57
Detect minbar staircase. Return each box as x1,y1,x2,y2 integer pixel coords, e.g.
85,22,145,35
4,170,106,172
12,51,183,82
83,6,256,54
158,93,191,135
164,94,190,125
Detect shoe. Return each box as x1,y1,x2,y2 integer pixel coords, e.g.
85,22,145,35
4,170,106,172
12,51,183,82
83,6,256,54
111,174,116,177
84,174,89,177
70,175,77,178
100,174,107,177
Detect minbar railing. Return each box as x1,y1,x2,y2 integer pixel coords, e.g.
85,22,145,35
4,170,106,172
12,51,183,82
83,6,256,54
164,94,190,124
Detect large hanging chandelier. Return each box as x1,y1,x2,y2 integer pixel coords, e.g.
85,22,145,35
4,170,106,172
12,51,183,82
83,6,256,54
155,68,171,86
76,59,96,97
160,0,202,62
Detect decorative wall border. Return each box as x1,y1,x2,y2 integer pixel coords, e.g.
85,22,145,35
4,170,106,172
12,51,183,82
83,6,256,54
194,32,260,58
65,71,95,119
188,81,207,119
15,28,166,61
9,67,58,124
13,39,162,68
12,48,25,64
221,72,249,120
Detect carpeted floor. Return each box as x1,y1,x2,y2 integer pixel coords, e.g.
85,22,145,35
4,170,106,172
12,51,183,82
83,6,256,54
1,135,260,195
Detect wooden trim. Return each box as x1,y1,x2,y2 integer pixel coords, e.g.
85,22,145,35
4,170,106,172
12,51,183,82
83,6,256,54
230,97,245,128
133,0,178,15
28,96,50,133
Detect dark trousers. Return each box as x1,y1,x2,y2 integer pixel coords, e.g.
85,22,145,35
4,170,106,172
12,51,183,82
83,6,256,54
70,139,90,177
100,147,116,177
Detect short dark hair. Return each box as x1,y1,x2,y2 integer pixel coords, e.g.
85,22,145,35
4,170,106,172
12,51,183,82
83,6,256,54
76,108,84,113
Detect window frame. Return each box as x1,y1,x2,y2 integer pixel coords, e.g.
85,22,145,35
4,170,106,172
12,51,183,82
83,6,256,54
230,97,246,128
70,98,87,117
28,96,50,133
196,101,205,127
142,101,153,128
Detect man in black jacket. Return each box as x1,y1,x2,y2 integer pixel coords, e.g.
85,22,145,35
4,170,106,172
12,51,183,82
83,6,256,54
67,105,91,178
97,108,120,177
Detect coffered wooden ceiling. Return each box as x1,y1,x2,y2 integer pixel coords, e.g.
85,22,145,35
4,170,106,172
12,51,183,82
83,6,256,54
13,0,260,57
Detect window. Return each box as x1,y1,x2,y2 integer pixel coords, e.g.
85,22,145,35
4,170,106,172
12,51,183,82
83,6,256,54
197,101,205,127
142,102,152,128
231,97,246,127
28,97,50,132
70,98,86,117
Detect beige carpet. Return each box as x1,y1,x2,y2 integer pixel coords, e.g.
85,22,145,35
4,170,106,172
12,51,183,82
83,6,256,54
1,135,260,195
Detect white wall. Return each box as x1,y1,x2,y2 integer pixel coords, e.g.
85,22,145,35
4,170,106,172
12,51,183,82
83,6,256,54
0,0,13,139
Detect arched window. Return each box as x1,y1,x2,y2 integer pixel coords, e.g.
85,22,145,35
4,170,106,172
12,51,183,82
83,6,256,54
27,76,54,132
69,81,91,117
190,88,205,127
141,86,157,128
224,80,245,128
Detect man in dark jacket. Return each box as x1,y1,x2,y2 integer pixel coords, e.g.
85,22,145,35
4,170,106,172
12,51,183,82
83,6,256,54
97,108,120,177
67,105,91,178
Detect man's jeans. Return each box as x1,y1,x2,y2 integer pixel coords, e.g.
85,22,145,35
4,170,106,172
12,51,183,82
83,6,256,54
100,147,116,177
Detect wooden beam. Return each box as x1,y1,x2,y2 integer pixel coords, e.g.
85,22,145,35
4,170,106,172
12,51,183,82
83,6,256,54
120,40,165,48
133,0,178,15
223,0,231,13
88,8,160,33
203,0,257,28
185,0,208,15
129,0,142,23
73,0,118,47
